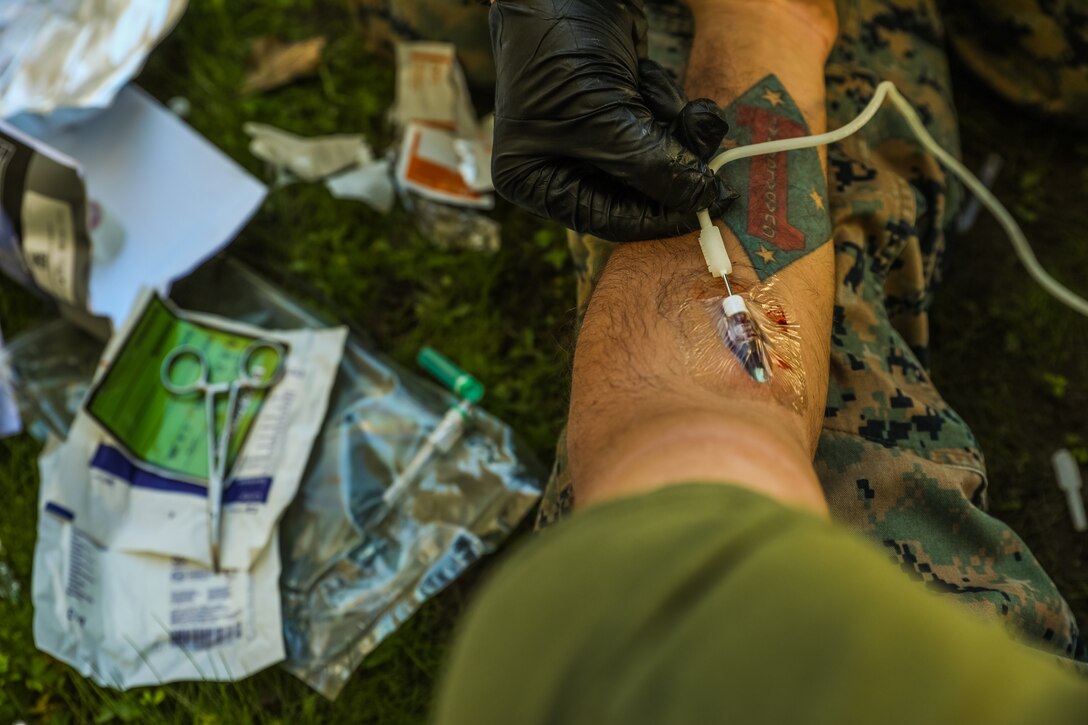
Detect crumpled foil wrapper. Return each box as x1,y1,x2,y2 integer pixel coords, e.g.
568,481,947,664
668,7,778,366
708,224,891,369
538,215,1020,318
0,0,187,119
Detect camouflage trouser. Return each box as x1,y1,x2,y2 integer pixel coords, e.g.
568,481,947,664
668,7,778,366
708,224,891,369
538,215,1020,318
366,0,1085,659
941,0,1088,126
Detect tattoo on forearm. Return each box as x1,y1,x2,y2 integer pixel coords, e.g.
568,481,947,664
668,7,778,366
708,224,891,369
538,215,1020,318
718,75,832,280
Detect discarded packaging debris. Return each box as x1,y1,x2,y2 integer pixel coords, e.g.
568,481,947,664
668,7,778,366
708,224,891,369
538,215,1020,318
168,259,544,699
390,41,479,138
0,321,21,438
407,194,501,253
245,122,372,183
454,114,495,193
0,121,95,313
243,36,327,94
397,122,494,209
0,0,187,119
8,86,266,332
326,159,396,214
15,254,540,694
2,319,103,442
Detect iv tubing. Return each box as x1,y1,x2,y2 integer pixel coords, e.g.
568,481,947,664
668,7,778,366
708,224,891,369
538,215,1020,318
697,80,1088,319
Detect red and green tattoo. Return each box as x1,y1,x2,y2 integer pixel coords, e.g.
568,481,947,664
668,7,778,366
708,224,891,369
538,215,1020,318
718,75,832,280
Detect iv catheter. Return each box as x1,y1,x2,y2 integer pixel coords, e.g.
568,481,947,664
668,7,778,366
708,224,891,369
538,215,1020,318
695,80,1088,382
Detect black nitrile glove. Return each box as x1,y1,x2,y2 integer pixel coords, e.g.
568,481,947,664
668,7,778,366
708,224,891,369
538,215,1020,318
489,0,736,241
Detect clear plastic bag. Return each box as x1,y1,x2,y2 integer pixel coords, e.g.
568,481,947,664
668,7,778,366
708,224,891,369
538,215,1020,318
170,258,544,698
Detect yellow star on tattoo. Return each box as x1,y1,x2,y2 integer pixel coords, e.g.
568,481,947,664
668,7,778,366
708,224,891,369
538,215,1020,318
756,245,777,264
809,188,825,210
761,88,785,108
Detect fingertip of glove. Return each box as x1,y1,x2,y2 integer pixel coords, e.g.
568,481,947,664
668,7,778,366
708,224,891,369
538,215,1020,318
676,99,730,160
707,179,739,215
718,177,740,202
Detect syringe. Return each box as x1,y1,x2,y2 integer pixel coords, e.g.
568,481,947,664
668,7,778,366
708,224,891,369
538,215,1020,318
380,348,485,515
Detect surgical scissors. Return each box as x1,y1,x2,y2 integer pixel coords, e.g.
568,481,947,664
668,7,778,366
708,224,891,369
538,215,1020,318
160,340,286,570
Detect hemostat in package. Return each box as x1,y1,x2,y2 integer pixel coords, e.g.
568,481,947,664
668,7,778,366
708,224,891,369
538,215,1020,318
32,289,346,688
41,290,346,571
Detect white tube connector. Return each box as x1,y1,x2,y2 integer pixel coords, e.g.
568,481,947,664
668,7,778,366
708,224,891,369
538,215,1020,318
697,209,731,278
722,294,747,316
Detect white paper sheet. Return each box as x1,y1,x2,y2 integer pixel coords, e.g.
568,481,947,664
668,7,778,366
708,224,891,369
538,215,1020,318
12,86,267,328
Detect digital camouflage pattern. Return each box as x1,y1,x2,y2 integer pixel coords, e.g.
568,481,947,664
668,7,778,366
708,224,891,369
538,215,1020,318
941,0,1088,126
374,0,1085,661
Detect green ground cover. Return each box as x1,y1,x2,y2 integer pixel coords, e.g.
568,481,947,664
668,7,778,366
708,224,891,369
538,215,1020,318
1,1,1086,721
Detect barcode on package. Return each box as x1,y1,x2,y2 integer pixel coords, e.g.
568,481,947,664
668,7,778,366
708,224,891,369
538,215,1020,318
170,623,242,650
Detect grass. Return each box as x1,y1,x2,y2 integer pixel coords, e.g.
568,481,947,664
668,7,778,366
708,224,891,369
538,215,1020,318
2,1,1088,721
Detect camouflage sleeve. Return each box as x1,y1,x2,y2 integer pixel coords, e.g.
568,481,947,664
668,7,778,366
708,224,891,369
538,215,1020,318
941,0,1088,125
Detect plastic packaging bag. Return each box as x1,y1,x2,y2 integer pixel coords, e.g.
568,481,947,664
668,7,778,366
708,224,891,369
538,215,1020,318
2,318,102,441
170,259,545,699
0,321,21,437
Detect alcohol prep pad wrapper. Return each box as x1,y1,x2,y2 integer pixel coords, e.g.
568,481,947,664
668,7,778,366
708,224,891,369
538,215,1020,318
33,441,285,688
41,290,347,571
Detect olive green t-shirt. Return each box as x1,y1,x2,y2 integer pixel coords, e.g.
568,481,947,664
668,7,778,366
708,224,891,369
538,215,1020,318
433,484,1088,724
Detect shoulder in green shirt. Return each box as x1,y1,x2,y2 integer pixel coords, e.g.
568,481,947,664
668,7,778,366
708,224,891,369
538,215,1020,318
433,483,1088,724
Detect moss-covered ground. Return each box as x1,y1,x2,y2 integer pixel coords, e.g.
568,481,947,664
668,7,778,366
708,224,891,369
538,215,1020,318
1,1,1086,721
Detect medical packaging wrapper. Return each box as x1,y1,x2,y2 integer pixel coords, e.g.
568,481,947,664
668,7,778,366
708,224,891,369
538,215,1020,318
32,290,346,688
0,0,187,119
169,260,545,699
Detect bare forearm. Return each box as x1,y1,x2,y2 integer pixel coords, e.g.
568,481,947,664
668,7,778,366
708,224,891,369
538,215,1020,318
567,1,837,512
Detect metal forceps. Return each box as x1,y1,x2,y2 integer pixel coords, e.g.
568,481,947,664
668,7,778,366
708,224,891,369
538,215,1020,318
160,340,286,570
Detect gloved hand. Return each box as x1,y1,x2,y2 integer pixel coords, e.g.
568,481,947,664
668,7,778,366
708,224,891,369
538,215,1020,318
489,0,736,242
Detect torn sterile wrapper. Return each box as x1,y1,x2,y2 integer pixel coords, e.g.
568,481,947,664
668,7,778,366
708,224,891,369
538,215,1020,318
0,321,21,438
41,290,346,572
245,123,372,183
0,121,94,311
390,42,478,138
7,86,267,332
0,0,187,119
34,440,285,689
453,114,494,193
397,123,494,210
326,159,396,214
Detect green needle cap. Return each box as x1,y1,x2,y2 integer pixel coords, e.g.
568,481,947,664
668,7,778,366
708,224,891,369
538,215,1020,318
418,347,485,403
